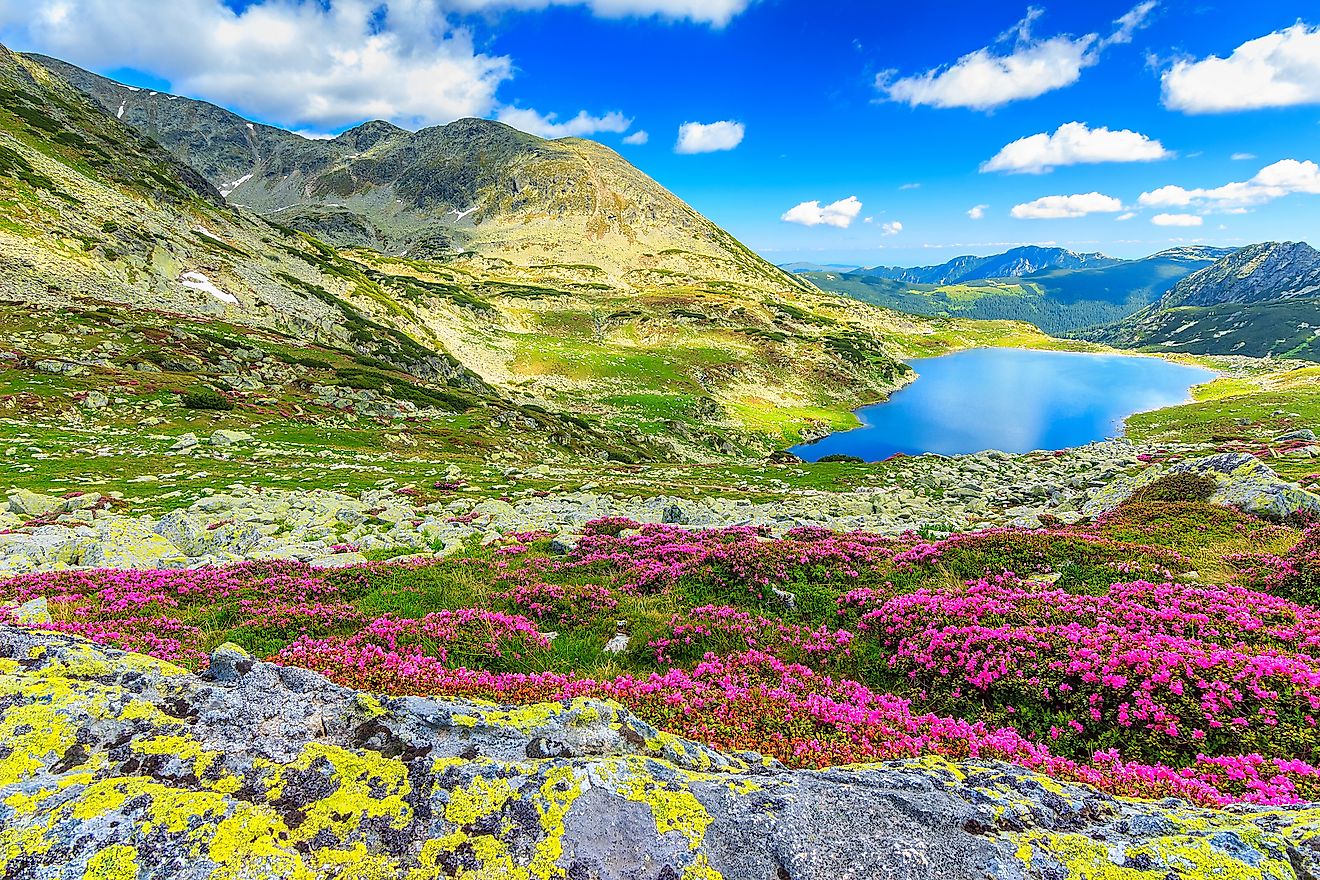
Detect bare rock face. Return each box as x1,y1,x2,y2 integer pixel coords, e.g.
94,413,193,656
3,625,1320,879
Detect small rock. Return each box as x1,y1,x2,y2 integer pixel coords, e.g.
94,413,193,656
603,633,630,655
171,433,200,451
210,430,254,448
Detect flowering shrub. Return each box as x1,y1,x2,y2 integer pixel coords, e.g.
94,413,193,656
4,506,1319,806
865,572,1320,766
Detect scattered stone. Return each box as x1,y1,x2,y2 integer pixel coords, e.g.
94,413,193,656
1277,429,1317,443
170,432,200,451
209,429,254,447
603,633,630,654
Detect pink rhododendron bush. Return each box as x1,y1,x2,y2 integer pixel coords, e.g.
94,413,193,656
5,500,1319,806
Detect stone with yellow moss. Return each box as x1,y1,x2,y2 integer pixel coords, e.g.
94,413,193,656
3,625,1320,880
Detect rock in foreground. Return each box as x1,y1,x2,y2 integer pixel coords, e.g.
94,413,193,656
2,626,1319,879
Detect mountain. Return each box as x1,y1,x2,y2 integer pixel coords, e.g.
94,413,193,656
778,262,862,274
30,54,804,294
7,46,1068,460
855,246,1120,285
1091,242,1320,360
805,246,1229,336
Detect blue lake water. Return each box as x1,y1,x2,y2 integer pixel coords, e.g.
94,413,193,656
792,348,1215,462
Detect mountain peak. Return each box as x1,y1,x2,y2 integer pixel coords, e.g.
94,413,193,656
332,119,407,150
1162,240,1320,308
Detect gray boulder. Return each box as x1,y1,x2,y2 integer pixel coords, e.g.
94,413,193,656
1084,452,1320,520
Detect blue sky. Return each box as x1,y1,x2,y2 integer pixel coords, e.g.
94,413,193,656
2,0,1318,266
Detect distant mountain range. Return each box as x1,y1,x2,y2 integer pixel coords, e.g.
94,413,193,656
804,246,1235,336
778,262,862,274
1089,241,1320,360
854,246,1122,285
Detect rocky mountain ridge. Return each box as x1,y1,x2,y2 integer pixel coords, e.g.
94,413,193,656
1089,241,1320,360
31,53,806,292
855,245,1119,285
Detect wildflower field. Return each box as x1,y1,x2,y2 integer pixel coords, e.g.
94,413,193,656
6,497,1320,807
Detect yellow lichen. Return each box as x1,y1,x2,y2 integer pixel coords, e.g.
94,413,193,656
83,844,139,880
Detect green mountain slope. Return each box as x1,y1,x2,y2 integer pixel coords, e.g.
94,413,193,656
1090,242,1320,360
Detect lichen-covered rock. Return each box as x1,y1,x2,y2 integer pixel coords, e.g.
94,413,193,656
6,488,62,517
3,626,1320,879
1083,452,1320,519
81,519,188,569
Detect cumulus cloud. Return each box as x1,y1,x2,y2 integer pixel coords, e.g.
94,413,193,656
0,0,753,132
877,2,1155,111
675,120,745,154
449,0,754,26
981,121,1171,174
1116,212,1136,221
622,130,649,145
781,196,863,229
1162,24,1320,113
881,220,903,235
967,204,989,220
1138,159,1320,211
1010,192,1124,219
1151,213,1203,226
0,0,516,130
496,107,631,138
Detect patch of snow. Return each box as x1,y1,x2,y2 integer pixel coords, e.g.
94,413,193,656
120,85,140,92
449,206,477,222
149,91,158,96
116,101,125,119
246,123,255,132
166,95,178,101
180,271,238,305
218,173,253,197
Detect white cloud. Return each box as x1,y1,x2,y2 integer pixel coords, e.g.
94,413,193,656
1151,213,1203,226
0,0,754,132
967,204,989,220
1116,211,1136,221
1231,152,1257,161
981,121,1170,174
780,196,863,229
622,130,649,145
877,3,1155,111
1,0,515,130
881,220,903,236
1138,158,1320,211
1010,192,1124,219
1162,24,1320,113
899,182,921,190
496,107,631,138
449,0,753,26
675,120,744,154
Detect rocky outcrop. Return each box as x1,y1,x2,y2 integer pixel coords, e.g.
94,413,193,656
1084,452,1320,519
3,625,1319,879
